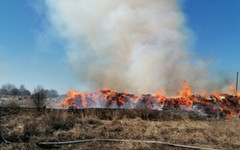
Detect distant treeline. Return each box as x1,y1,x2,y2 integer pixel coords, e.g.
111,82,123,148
0,83,59,98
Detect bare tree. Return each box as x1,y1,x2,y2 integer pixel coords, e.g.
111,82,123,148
31,85,46,110
0,89,7,95
44,89,59,98
19,85,26,94
19,85,31,96
10,88,20,96
1,83,16,95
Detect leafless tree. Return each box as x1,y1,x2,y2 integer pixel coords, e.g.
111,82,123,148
19,85,31,96
31,85,46,110
44,89,59,98
1,83,16,95
10,88,20,96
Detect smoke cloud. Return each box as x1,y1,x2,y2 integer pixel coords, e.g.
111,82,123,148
44,0,217,95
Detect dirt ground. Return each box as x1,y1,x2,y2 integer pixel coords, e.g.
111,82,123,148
0,108,239,150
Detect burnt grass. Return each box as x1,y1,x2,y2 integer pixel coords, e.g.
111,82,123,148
0,107,240,150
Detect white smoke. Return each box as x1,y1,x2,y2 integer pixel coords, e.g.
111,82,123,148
43,0,214,95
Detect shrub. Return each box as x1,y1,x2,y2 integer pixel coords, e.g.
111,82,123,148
43,111,75,131
22,122,39,142
31,86,46,110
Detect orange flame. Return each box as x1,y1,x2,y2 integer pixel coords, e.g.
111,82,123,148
230,84,240,97
178,80,192,97
59,81,240,119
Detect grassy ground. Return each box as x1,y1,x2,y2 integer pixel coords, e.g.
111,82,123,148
0,108,239,150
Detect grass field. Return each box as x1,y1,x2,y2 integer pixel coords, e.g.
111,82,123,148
0,107,240,150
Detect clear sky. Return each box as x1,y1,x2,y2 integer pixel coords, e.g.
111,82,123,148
0,0,239,94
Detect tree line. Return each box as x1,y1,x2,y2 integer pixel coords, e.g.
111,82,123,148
0,83,59,98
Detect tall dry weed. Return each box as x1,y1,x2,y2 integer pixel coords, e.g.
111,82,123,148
42,111,75,131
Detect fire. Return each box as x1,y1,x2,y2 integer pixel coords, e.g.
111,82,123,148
230,84,240,97
152,89,166,104
59,81,240,119
177,80,192,97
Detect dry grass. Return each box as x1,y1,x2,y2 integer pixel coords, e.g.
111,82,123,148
0,108,239,150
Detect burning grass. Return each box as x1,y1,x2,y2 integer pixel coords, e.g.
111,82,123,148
58,81,240,120
0,107,240,149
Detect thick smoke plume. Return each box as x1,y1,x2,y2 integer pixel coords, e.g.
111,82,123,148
44,0,216,95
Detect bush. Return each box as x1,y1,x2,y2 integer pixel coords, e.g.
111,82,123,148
22,122,39,142
43,111,75,131
31,86,46,110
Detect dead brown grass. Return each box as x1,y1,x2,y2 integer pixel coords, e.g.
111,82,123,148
0,108,239,150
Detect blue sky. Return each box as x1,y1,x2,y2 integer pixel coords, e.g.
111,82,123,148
182,0,240,74
0,0,239,94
